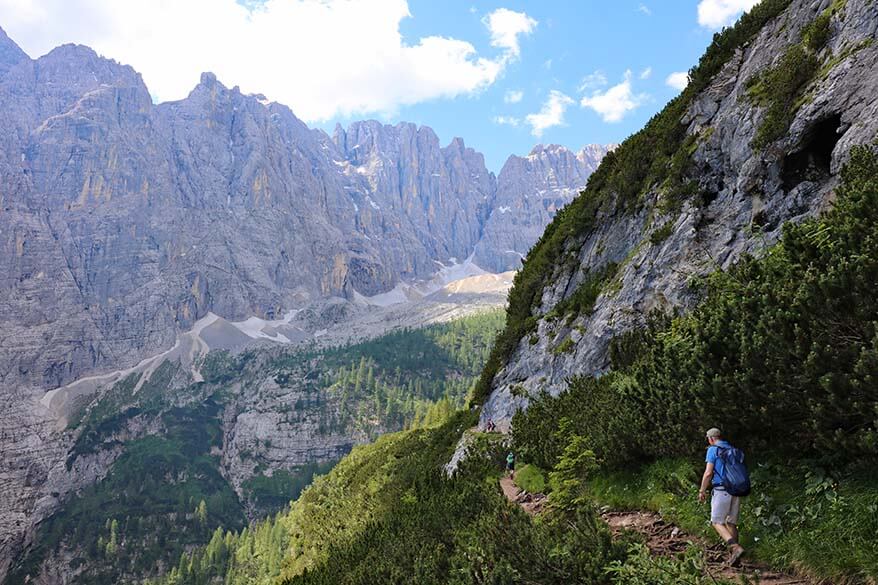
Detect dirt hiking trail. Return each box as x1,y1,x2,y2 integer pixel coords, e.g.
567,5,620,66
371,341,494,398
499,476,547,516
499,478,818,584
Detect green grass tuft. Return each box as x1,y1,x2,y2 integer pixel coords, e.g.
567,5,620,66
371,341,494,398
514,464,547,494
649,221,674,245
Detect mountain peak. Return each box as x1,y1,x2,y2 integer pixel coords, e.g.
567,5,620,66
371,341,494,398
447,136,466,151
0,26,29,72
199,71,219,86
43,42,101,62
528,143,571,157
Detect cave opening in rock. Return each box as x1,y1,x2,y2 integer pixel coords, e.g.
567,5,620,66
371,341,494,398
781,114,843,192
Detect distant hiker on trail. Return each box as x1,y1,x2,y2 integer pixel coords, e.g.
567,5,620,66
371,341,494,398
506,452,515,479
698,428,751,566
486,419,496,432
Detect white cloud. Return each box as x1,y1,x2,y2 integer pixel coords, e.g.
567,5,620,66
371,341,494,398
0,0,536,122
639,67,652,80
493,115,521,126
697,0,760,28
482,7,537,57
579,70,647,123
665,71,689,91
504,89,523,104
525,90,573,137
578,70,608,92
638,3,652,15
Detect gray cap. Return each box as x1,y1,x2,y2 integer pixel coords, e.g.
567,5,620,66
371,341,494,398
705,427,722,439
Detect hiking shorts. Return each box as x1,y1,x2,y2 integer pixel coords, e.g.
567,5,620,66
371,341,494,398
711,488,741,525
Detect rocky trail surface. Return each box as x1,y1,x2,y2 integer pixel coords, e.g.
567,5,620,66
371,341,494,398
498,476,547,516
498,481,815,584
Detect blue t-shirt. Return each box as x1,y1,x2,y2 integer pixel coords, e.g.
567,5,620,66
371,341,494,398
706,440,735,487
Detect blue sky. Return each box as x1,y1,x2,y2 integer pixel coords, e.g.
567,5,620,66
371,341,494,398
344,0,723,171
0,0,759,172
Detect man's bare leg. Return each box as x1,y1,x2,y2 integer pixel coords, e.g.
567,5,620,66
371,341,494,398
712,522,734,542
714,523,745,565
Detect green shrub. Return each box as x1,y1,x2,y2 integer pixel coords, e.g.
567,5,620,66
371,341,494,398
552,337,575,355
605,543,727,585
804,10,831,51
513,373,649,471
649,221,674,245
514,464,546,494
750,44,819,150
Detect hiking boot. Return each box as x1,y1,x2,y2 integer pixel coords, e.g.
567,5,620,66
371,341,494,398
728,544,745,567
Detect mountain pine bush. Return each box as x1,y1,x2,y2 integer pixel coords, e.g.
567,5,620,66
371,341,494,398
513,146,878,469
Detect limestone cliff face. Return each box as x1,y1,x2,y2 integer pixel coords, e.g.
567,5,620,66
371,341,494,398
0,31,608,394
474,143,614,272
0,28,610,580
481,0,878,429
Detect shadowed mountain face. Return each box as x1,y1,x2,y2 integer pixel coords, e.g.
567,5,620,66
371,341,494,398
0,29,608,393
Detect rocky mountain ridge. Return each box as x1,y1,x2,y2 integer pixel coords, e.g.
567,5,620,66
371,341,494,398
474,142,615,272
479,0,878,429
0,28,609,580
0,26,609,393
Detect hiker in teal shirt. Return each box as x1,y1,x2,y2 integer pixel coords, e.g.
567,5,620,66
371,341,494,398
699,428,745,566
506,452,515,479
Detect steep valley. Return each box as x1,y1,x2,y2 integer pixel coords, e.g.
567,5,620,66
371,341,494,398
0,23,613,581
7,309,506,584
140,0,878,584
3,0,878,582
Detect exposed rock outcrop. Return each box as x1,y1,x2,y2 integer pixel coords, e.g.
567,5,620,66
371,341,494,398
474,143,613,272
481,0,878,429
0,28,610,580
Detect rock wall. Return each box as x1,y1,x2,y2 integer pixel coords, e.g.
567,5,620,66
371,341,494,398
481,0,878,429
0,27,611,580
0,27,610,394
474,143,612,272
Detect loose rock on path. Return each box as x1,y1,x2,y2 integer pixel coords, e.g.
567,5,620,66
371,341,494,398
499,476,547,516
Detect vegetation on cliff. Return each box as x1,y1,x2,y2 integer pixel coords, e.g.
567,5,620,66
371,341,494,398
472,0,795,405
511,147,878,580
156,144,878,585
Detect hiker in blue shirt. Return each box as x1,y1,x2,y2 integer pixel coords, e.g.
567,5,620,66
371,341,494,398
698,428,745,566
